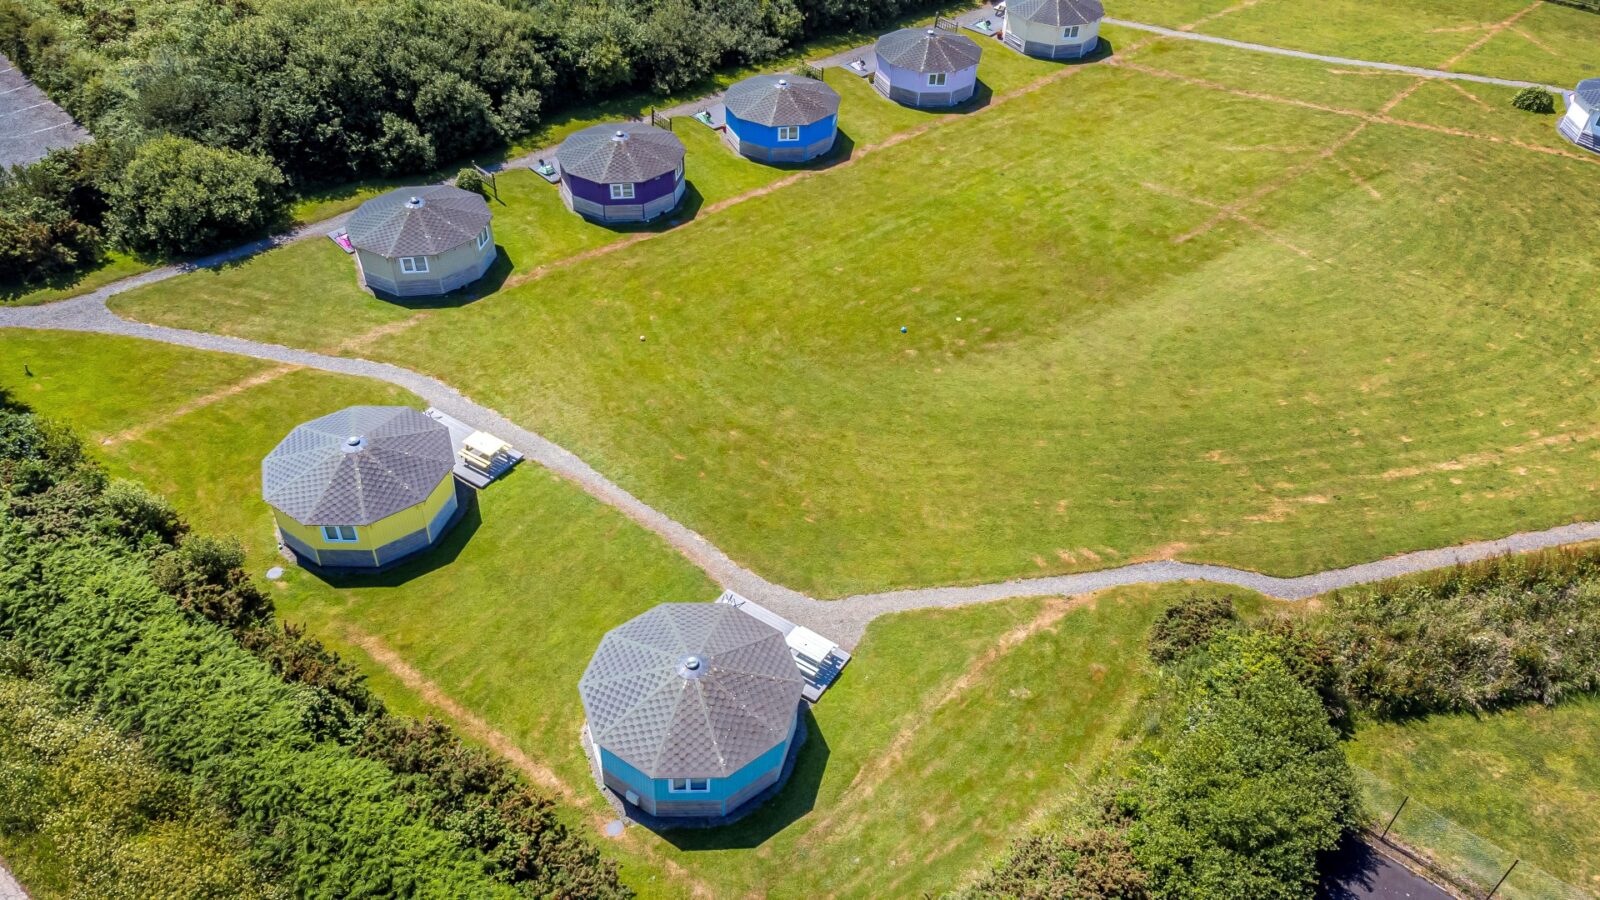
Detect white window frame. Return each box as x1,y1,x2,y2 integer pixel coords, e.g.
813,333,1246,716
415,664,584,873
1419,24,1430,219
776,125,800,142
399,256,429,274
667,778,710,794
609,182,635,200
321,525,358,543
1063,24,1081,38
927,72,948,87
476,225,491,250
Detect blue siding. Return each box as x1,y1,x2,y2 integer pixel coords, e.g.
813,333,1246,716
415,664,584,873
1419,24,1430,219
725,112,837,151
599,731,792,809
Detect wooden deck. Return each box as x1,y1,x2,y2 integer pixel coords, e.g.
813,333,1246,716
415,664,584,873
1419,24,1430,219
424,407,523,488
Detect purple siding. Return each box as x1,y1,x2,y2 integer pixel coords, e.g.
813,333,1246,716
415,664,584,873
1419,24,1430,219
563,169,682,206
874,57,979,106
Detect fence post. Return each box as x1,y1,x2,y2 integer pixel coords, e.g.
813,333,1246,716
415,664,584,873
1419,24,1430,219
1485,860,1518,900
1380,796,1408,839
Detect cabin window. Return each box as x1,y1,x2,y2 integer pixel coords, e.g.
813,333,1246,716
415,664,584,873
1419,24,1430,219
399,256,429,274
610,183,635,200
927,72,948,87
777,125,800,142
477,226,491,250
321,525,358,543
1063,24,1081,38
668,778,710,793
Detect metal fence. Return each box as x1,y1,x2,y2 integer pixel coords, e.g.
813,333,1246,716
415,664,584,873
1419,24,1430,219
1354,767,1593,900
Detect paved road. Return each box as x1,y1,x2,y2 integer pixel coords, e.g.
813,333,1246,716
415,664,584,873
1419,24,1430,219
1104,19,1566,92
8,294,1600,648
0,53,89,168
1320,838,1458,900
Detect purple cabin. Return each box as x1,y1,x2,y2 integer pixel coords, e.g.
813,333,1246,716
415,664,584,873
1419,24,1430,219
556,122,687,224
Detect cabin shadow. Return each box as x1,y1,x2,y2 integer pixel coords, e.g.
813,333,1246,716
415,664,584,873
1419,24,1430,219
656,707,830,852
311,481,483,589
369,249,514,310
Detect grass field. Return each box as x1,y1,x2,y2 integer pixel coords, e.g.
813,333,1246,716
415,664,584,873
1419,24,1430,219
111,21,1600,598
1348,698,1600,898
0,328,1261,897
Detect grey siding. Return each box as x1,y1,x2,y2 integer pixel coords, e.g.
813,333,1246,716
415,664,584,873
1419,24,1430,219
280,528,322,565
722,767,781,813
374,529,432,566
1007,33,1099,58
320,547,380,567
358,241,496,298
873,73,975,108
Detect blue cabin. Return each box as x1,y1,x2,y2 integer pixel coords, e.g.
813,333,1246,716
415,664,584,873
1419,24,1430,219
721,74,841,164
579,603,805,819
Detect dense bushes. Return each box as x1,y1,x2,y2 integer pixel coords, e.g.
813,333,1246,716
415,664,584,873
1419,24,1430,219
0,0,945,283
0,404,627,898
1325,554,1600,718
965,600,1361,900
1513,86,1557,113
107,136,285,254
0,659,277,900
0,145,113,287
1127,633,1360,899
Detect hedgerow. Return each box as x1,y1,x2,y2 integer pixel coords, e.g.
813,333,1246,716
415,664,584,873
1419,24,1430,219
0,402,626,898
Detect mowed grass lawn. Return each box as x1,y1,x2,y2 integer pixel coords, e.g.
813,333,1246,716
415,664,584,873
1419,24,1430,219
1112,0,1600,87
1347,698,1600,897
110,27,1600,598
0,329,1241,898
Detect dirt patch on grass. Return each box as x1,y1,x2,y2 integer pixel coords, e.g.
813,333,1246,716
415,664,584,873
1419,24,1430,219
1439,0,1544,71
1379,427,1600,480
101,364,301,446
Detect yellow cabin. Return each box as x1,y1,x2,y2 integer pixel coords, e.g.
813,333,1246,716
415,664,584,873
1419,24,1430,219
262,406,460,569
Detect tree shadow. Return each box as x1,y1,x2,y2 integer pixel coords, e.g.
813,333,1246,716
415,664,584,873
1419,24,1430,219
655,707,830,851
305,480,483,589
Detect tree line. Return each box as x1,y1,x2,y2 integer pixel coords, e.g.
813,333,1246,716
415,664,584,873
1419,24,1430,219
0,0,949,286
0,397,629,897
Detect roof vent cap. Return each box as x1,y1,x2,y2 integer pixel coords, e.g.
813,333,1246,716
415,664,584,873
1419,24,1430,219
926,28,936,35
612,129,628,141
405,196,424,209
678,654,707,679
342,435,366,453
777,78,789,88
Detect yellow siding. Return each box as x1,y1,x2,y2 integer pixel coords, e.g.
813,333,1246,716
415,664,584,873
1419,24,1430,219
271,473,456,551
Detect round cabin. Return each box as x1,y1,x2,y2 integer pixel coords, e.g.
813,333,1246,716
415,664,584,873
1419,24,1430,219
579,603,804,819
1003,0,1105,59
262,406,459,569
345,185,495,298
556,122,686,223
1559,79,1600,153
873,28,982,108
721,74,841,164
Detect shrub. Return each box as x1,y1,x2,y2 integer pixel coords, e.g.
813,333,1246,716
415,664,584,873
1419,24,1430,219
1323,555,1600,717
963,829,1150,899
1513,86,1557,114
0,671,277,900
1128,635,1361,900
1147,595,1237,665
455,167,486,196
109,136,285,255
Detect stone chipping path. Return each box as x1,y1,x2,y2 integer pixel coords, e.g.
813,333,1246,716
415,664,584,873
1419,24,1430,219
1103,18,1566,92
6,12,1598,648
9,295,1600,648
0,858,28,900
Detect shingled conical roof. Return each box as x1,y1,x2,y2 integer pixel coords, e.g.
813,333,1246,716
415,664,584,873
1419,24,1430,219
1007,0,1105,27
262,406,455,527
345,185,490,258
557,122,685,183
580,604,804,780
1576,78,1600,111
874,27,982,74
723,74,841,127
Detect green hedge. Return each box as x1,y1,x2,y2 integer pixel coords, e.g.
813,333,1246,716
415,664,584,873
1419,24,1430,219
0,404,624,898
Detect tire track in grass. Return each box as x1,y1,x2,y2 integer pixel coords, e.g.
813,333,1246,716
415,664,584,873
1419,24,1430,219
1439,0,1544,72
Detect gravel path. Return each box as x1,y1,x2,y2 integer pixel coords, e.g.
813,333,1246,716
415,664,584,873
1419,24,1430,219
8,298,1600,648
1104,18,1566,92
0,858,28,900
